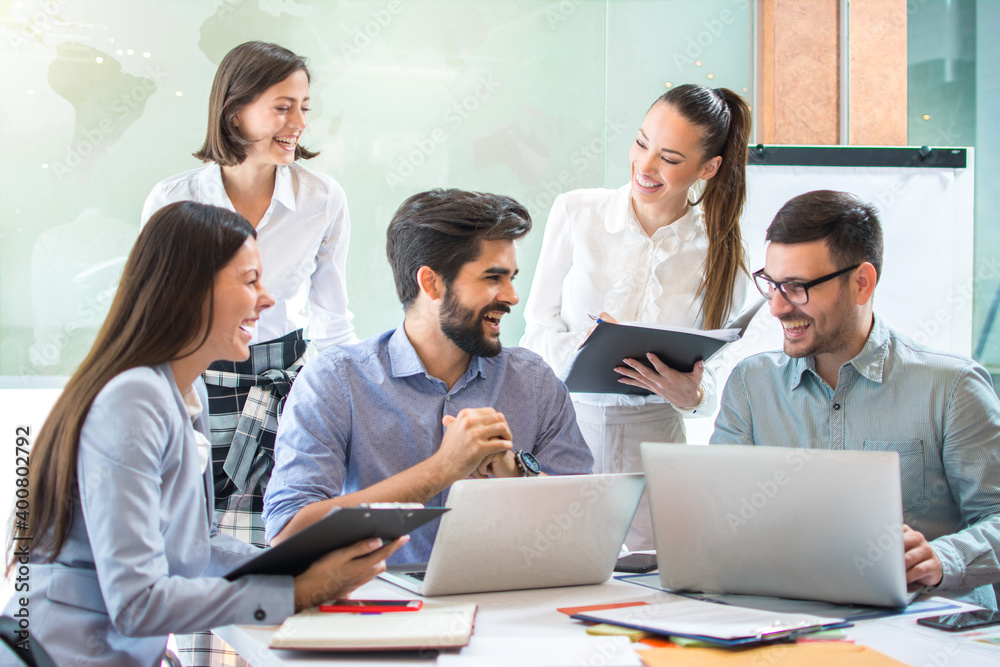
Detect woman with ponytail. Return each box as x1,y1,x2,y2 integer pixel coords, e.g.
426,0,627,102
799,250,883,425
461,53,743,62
521,84,751,549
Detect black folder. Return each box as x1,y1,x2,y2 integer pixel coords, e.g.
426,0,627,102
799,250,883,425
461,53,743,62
224,506,448,580
563,299,765,396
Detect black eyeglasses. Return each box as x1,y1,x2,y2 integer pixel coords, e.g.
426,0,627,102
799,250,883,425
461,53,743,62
752,265,860,305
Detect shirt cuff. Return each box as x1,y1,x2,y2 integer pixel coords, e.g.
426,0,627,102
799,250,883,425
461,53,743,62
673,382,708,415
929,537,964,591
243,575,296,625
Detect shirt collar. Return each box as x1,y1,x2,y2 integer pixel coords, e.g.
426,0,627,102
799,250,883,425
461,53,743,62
610,184,701,242
787,313,889,390
272,164,297,212
195,163,296,212
386,322,487,382
849,314,889,383
180,383,204,420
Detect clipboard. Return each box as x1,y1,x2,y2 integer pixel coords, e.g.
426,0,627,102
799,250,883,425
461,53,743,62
563,298,766,395
224,505,448,580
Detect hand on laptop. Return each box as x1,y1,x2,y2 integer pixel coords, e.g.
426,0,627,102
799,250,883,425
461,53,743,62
903,524,943,587
438,408,513,481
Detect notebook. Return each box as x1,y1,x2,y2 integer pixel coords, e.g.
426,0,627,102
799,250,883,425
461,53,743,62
641,444,923,607
380,473,644,596
269,602,476,651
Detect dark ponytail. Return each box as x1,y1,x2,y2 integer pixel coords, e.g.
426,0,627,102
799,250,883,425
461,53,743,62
656,85,751,330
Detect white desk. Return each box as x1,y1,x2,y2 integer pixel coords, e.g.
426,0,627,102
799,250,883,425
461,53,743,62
215,577,1000,666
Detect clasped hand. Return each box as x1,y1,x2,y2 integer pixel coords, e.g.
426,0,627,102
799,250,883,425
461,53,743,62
438,407,518,480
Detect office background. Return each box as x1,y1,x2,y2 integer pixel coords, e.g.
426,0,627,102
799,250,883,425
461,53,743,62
0,0,996,600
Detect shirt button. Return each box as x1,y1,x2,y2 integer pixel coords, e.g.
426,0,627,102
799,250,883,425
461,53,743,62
254,608,266,621
446,396,451,401
833,403,841,410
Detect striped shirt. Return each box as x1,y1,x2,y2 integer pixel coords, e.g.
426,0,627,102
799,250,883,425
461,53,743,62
263,324,595,563
712,315,1000,607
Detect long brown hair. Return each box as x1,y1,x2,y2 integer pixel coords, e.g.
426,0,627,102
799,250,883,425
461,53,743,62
657,84,751,330
194,41,318,166
6,202,255,569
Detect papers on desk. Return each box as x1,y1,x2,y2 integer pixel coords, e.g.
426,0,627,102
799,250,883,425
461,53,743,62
269,602,476,651
570,600,848,647
615,573,973,621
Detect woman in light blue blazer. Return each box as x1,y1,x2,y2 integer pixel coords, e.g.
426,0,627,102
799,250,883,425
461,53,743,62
3,202,404,666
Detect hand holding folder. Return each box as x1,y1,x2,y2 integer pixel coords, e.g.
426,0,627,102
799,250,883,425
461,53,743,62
564,299,765,396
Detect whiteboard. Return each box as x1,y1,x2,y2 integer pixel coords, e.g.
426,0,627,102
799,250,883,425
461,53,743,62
687,149,975,443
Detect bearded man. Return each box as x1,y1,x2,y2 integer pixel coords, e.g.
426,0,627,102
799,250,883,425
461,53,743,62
263,189,593,563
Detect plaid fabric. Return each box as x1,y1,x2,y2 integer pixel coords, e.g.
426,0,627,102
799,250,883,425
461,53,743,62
176,329,307,667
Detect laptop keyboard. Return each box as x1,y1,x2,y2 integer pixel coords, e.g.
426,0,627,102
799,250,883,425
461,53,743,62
405,571,426,581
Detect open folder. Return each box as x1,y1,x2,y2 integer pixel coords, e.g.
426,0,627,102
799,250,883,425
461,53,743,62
569,599,848,647
563,299,765,395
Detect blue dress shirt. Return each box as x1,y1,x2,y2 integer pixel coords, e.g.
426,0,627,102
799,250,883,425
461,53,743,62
263,325,595,563
712,315,1000,608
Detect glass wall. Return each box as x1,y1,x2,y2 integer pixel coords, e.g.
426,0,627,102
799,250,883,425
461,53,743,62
0,0,754,383
908,0,1000,376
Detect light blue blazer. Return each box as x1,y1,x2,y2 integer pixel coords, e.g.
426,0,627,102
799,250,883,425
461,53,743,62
4,364,293,666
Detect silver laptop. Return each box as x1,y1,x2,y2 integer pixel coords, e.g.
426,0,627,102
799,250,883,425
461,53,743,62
379,473,644,596
641,444,922,608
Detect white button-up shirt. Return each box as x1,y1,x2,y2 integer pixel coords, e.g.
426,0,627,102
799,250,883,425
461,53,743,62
142,162,356,349
521,184,747,408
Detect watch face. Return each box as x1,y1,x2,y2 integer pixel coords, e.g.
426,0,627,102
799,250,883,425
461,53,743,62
519,451,541,475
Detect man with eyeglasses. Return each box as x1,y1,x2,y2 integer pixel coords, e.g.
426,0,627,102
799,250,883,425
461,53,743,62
712,189,1000,609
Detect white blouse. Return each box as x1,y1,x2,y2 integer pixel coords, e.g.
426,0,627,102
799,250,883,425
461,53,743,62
141,162,357,349
520,184,748,409
181,382,211,472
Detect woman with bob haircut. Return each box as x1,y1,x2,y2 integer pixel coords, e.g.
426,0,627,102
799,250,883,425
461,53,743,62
521,84,751,551
140,42,355,639
3,201,403,666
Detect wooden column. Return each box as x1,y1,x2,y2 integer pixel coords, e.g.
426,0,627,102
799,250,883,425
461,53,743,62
756,0,907,145
756,0,840,144
849,0,908,144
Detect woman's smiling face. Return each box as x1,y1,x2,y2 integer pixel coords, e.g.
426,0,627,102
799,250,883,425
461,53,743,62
627,101,720,211
233,69,310,167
